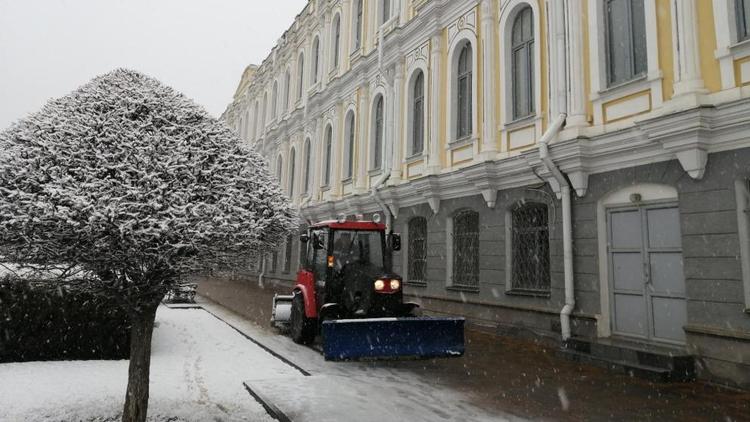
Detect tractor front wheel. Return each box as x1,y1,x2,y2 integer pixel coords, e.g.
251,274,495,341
290,292,316,345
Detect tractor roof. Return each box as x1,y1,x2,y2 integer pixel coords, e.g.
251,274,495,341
311,220,386,231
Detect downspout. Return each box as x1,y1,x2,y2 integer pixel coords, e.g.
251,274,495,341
540,0,576,342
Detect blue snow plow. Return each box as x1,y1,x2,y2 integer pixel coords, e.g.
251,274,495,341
321,317,465,360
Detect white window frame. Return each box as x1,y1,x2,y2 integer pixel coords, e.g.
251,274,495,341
297,52,305,103
343,109,357,181
331,13,342,75
713,0,750,90
588,0,663,126
288,147,296,198
352,0,364,52
408,69,426,157
322,124,334,188
370,92,386,171
446,34,478,145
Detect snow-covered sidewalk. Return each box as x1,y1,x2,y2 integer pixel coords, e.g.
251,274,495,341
0,307,300,422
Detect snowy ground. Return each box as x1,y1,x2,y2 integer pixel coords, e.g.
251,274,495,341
0,307,299,422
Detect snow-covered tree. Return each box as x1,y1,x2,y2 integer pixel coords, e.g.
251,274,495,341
0,69,297,422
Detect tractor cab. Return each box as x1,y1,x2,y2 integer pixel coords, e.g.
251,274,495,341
302,218,408,320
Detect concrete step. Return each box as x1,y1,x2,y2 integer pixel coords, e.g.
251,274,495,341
560,337,695,382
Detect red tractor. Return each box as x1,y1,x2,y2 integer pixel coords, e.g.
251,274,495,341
272,216,465,360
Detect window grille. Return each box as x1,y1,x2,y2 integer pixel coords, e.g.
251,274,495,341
373,96,384,169
456,43,473,140
605,0,646,86
511,6,535,120
738,0,750,41
511,203,550,292
283,235,293,273
408,217,427,284
412,71,424,155
452,210,479,289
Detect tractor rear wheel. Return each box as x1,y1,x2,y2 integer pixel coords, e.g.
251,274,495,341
290,292,316,345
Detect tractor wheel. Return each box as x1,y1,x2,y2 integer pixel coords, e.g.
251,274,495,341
290,292,316,345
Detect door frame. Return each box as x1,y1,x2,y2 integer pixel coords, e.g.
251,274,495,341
596,183,679,338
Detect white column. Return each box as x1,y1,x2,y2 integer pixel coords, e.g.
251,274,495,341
390,61,404,183
480,0,498,159
671,0,705,97
356,89,369,192
566,0,588,127
427,32,442,174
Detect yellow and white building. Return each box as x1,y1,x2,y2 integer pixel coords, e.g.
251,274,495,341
224,0,750,388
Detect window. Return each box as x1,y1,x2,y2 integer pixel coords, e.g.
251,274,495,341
271,251,278,273
408,217,427,285
253,101,259,138
736,179,750,311
345,112,356,180
353,0,363,50
283,235,293,273
312,37,320,83
324,125,333,186
381,0,391,25
332,16,341,69
412,71,425,155
373,96,384,169
511,203,550,292
456,43,473,140
288,148,296,197
605,0,646,86
271,82,279,119
284,70,291,112
512,6,535,120
275,155,283,182
303,139,311,194
262,93,268,127
297,54,305,100
738,0,750,42
452,209,479,289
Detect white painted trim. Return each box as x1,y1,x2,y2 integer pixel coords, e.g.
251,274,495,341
735,179,750,311
498,0,543,128
596,183,679,338
587,0,663,125
446,27,479,147
404,65,429,158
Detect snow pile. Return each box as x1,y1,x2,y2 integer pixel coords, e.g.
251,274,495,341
0,307,301,421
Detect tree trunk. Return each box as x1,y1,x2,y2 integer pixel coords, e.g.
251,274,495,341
122,300,159,422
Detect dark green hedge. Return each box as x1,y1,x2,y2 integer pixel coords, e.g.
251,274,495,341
0,279,131,362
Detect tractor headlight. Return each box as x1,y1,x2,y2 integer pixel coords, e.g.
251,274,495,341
374,279,385,291
390,279,401,290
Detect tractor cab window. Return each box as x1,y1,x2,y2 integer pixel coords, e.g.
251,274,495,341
332,230,384,271
311,229,329,280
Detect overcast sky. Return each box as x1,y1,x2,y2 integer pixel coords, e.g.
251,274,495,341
0,0,307,129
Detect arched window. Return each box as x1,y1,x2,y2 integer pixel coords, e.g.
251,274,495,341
411,71,425,155
381,0,391,24
262,93,268,128
408,217,427,284
372,95,384,170
324,125,333,186
275,155,283,182
297,53,305,100
283,70,291,112
253,100,259,138
605,0,646,86
353,0,363,50
283,235,294,273
303,139,312,194
288,147,296,197
332,15,341,69
456,43,473,140
312,37,320,83
511,6,534,120
511,203,550,292
452,209,479,289
738,0,750,41
345,112,356,180
271,82,279,120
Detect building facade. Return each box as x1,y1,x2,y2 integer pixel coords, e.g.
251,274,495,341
223,0,750,388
